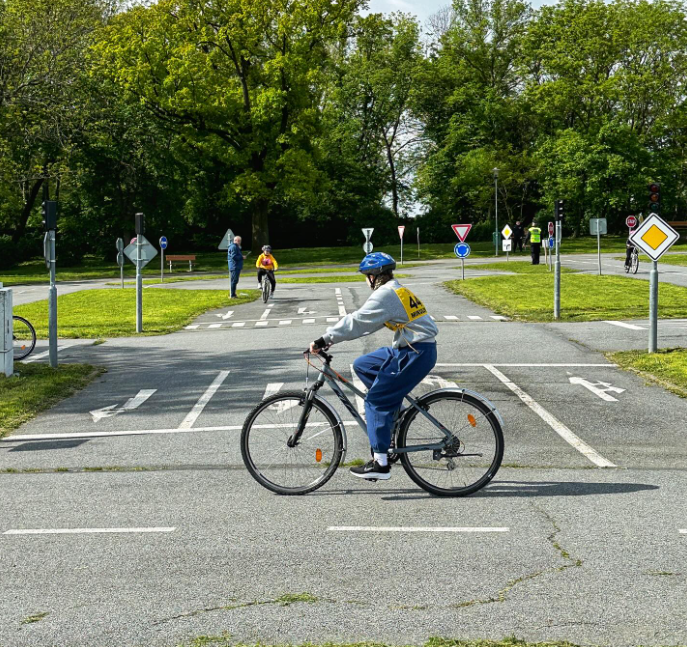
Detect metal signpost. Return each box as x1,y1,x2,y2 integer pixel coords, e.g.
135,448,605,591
159,236,168,283
217,229,235,251
398,226,405,264
116,238,125,288
501,225,512,261
362,228,374,254
417,227,420,259
124,216,157,333
454,243,471,280
553,201,564,319
0,286,12,377
589,218,607,275
629,213,680,352
42,200,58,368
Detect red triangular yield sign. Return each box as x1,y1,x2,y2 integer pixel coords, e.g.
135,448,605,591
452,224,472,242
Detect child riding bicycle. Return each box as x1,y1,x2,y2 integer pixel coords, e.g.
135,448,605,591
256,245,278,293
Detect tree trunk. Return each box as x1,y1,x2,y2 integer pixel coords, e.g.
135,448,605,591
251,198,270,255
13,178,44,242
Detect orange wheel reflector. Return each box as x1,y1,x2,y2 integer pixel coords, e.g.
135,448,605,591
467,414,477,427
315,449,323,462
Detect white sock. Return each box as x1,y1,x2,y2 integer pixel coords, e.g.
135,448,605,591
374,452,388,467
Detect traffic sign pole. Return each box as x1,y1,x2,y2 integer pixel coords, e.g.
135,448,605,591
649,261,658,353
136,234,143,333
48,229,57,368
417,227,420,259
554,221,561,319
462,258,465,280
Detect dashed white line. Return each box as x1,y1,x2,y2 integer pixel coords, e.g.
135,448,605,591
483,364,616,468
208,323,222,329
444,315,459,321
335,287,347,316
604,321,646,331
327,527,509,533
467,316,482,321
232,322,245,328
279,320,292,325
23,344,78,364
178,370,230,430
254,321,268,327
3,528,175,535
327,317,340,323
260,305,274,321
491,316,509,321
185,325,199,330
263,383,284,400
303,319,315,324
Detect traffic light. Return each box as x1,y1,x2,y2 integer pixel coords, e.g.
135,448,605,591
648,183,660,215
554,199,564,221
135,212,145,236
41,201,57,231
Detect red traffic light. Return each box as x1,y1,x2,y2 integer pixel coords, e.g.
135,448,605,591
648,183,660,193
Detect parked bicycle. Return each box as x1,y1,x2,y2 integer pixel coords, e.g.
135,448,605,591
241,350,504,497
13,315,37,361
625,247,639,274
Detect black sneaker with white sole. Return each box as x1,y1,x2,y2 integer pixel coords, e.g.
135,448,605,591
350,460,391,480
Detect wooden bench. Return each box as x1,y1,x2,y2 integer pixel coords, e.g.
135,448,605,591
166,254,196,272
668,221,687,230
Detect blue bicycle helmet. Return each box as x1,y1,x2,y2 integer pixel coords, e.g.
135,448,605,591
359,252,396,276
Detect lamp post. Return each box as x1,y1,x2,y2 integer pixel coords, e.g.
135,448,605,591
493,167,499,257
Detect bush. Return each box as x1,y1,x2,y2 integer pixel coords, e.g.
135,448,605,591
0,235,18,270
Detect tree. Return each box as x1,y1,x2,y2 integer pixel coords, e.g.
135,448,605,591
95,0,364,252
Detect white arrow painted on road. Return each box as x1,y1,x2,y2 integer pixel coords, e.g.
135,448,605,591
298,308,317,315
215,310,234,319
569,377,625,402
90,390,156,422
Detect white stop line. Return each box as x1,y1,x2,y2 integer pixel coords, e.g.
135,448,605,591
328,527,509,533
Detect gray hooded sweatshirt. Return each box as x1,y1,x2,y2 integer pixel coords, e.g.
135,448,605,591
323,279,438,349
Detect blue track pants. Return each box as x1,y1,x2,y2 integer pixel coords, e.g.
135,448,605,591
352,343,437,453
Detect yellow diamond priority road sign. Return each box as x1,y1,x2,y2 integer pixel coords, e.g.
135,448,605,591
501,225,513,240
629,214,680,262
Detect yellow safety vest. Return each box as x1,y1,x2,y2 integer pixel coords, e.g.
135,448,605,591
529,227,541,244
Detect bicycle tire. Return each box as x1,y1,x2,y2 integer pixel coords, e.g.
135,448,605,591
631,252,639,274
241,390,344,495
397,390,504,497
12,316,37,361
262,280,271,303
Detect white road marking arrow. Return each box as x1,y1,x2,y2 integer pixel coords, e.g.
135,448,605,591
569,377,625,402
298,308,317,315
89,389,157,422
215,310,234,319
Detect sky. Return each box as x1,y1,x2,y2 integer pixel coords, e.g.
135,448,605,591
366,0,550,25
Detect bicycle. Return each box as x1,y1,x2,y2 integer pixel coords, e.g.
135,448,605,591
241,349,504,497
12,315,37,361
260,270,275,303
625,247,639,274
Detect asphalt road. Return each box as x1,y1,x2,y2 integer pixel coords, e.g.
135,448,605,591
2,270,687,646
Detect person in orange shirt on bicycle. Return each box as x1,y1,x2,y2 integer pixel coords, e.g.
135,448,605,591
255,245,278,293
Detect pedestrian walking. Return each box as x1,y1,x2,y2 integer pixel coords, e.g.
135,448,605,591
513,221,524,252
228,235,244,298
527,221,542,265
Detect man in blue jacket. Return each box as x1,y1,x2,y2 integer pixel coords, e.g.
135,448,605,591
227,236,244,299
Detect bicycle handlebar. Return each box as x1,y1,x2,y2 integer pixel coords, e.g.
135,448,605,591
304,349,333,364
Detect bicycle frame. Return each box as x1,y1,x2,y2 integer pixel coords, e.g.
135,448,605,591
298,355,459,454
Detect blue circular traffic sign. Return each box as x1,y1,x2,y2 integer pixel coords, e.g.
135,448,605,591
454,242,471,258
159,236,168,250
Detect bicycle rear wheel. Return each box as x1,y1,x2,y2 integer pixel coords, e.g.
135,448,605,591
397,390,504,497
13,316,37,361
241,391,344,495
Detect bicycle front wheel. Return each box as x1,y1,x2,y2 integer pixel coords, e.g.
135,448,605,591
398,390,504,497
13,316,37,361
262,281,271,303
241,391,344,495
631,253,639,274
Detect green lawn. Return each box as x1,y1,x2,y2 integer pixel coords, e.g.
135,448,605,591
14,289,259,338
609,348,687,398
445,270,687,322
6,236,682,286
0,364,103,438
462,262,577,274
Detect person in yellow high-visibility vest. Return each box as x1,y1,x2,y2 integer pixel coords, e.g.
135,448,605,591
527,221,542,265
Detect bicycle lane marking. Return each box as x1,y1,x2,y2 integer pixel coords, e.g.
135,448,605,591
177,371,230,430
482,364,616,468
335,288,347,316
327,527,509,533
22,343,78,364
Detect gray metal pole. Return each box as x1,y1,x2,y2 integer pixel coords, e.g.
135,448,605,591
649,261,658,353
161,248,164,284
597,229,602,275
48,230,58,368
494,178,498,257
554,221,561,319
462,258,465,280
136,235,143,333
417,227,420,259
120,261,124,289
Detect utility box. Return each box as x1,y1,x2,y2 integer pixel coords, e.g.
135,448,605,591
0,287,13,377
